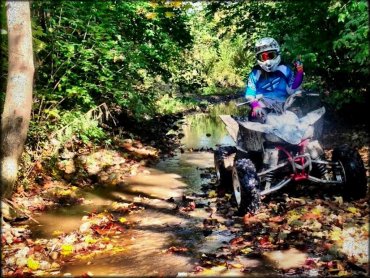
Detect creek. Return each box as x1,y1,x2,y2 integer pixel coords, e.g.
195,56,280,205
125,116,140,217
27,100,283,276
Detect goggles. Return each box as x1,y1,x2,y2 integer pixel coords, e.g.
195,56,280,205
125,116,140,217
256,50,278,62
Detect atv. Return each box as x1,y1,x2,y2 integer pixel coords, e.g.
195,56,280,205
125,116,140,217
214,91,367,214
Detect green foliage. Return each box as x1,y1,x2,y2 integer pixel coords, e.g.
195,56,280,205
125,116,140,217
4,0,368,159
172,8,248,96
57,111,106,144
31,0,192,118
204,0,369,108
156,94,196,114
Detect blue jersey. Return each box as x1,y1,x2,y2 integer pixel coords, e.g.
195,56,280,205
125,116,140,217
245,64,300,103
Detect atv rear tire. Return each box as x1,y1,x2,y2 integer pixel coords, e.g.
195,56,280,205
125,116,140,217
232,158,261,214
332,144,367,200
214,146,236,189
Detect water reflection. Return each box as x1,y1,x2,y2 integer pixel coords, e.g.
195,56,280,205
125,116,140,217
180,99,247,149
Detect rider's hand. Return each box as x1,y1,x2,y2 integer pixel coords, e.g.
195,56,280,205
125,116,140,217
294,59,303,73
251,101,263,117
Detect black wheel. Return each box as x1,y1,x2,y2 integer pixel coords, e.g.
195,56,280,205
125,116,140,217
214,146,236,189
232,158,261,214
332,144,367,200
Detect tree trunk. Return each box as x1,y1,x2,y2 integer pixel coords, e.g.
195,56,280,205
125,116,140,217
0,1,34,198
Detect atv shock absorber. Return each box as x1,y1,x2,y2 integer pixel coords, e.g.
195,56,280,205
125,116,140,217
305,140,328,178
315,156,328,178
265,170,275,184
263,148,279,189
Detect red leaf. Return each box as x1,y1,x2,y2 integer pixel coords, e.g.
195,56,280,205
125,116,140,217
243,213,259,225
302,213,320,220
230,237,244,245
269,216,285,223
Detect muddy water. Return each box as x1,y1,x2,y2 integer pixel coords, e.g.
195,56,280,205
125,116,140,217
28,100,290,276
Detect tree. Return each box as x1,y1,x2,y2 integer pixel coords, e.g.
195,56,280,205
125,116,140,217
1,1,34,198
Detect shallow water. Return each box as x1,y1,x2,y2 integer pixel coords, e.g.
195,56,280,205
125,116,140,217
27,100,290,276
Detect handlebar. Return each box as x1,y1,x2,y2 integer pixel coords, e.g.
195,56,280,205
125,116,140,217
238,90,320,112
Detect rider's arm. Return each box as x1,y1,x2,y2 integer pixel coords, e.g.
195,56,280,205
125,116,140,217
286,61,304,94
244,69,260,101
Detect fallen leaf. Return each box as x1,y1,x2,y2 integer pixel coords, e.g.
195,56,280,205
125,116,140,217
119,217,127,223
27,257,40,270
208,190,217,198
60,244,74,256
269,215,284,223
347,207,358,214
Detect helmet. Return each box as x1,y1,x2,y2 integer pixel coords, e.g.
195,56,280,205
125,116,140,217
255,37,281,72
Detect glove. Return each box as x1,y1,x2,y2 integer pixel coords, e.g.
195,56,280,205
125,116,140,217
251,101,263,117
294,59,303,73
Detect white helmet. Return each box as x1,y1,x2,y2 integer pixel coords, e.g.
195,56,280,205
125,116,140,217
255,37,281,72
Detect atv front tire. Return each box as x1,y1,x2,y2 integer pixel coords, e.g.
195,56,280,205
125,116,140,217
232,158,261,214
332,144,367,200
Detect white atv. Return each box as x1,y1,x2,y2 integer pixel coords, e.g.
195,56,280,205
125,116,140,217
214,91,367,214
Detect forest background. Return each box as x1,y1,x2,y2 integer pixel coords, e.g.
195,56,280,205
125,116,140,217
0,0,368,194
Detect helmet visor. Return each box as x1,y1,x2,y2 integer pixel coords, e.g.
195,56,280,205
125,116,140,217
257,50,278,62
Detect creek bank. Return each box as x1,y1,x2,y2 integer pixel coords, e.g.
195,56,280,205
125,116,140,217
2,95,369,276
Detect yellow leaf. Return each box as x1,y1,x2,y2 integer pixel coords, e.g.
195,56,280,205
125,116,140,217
229,263,244,269
170,1,182,8
347,207,358,213
145,12,157,19
165,12,175,18
112,246,126,253
60,244,74,256
27,257,40,271
52,230,63,236
208,190,217,198
84,235,97,244
149,1,159,8
119,217,127,223
240,247,253,254
311,205,323,216
329,228,342,241
287,210,301,224
201,265,227,276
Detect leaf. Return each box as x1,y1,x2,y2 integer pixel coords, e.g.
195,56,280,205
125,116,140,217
84,235,97,244
27,257,40,271
347,207,358,213
201,265,227,276
229,237,244,245
52,230,64,236
269,215,284,223
145,12,157,19
119,217,127,223
208,190,217,198
302,212,320,220
165,12,175,18
311,205,324,216
169,1,182,9
60,244,74,256
243,213,259,225
240,247,253,254
329,228,342,242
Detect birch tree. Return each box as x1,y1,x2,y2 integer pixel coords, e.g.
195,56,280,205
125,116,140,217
1,1,34,198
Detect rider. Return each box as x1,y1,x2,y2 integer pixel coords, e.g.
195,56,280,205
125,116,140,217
243,37,305,177
245,37,304,122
